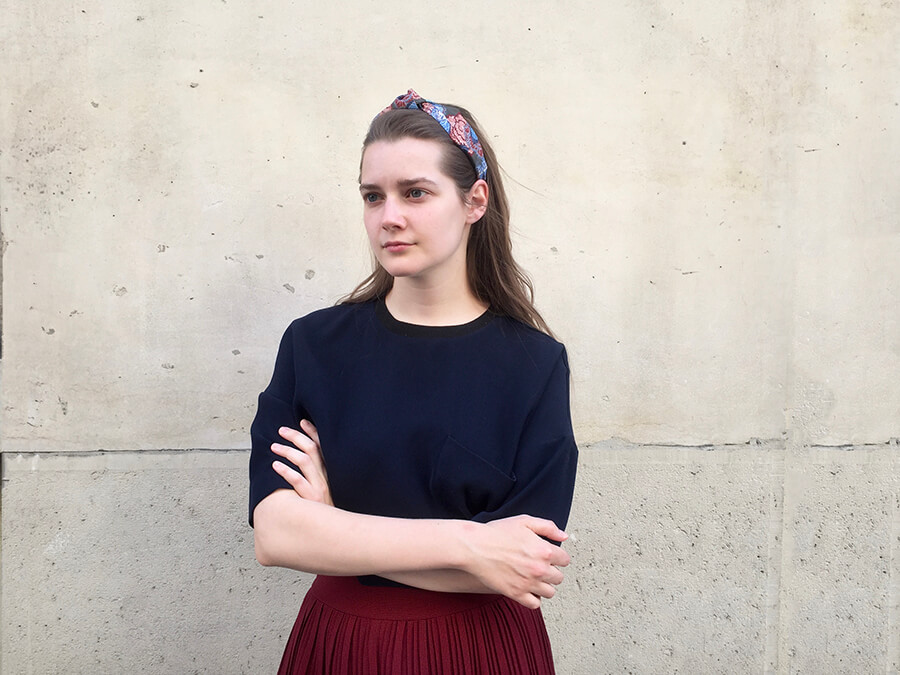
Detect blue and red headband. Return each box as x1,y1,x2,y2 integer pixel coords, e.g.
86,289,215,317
379,89,488,181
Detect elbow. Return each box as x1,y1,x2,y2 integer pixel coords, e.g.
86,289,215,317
254,533,276,567
254,517,295,568
252,495,285,567
252,489,314,569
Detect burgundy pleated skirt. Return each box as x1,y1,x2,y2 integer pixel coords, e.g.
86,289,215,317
277,575,556,674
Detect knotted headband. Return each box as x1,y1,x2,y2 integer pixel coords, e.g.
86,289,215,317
379,89,488,180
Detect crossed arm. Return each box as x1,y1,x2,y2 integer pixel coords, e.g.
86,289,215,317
252,421,570,609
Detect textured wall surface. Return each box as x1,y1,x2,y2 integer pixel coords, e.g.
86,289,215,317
2,1,898,673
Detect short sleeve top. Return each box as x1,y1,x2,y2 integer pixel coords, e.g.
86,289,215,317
249,299,578,533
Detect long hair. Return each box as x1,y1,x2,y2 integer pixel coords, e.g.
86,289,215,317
341,104,553,336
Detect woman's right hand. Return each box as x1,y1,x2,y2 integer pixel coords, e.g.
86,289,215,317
461,515,570,609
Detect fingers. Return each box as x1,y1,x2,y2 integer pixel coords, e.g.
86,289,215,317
543,565,564,586
522,516,568,544
504,553,565,608
547,546,571,568
272,449,330,503
277,425,316,452
503,516,570,569
278,424,328,474
513,581,558,610
295,423,328,474
300,419,320,446
272,458,310,492
270,440,315,475
527,559,565,592
516,594,542,610
272,423,332,505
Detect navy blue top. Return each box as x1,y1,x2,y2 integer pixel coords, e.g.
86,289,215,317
249,299,578,542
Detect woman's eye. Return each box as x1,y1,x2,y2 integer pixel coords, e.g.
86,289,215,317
363,193,380,203
408,188,425,199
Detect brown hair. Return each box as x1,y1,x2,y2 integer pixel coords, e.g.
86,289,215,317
341,105,553,336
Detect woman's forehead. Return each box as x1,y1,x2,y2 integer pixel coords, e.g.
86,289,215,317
360,138,447,182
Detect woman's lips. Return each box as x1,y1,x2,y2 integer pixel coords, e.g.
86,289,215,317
383,242,412,253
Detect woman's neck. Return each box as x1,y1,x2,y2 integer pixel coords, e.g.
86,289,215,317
386,279,488,326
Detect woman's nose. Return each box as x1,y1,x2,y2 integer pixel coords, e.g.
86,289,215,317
381,196,405,229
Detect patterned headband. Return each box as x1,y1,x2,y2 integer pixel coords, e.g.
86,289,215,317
379,89,488,180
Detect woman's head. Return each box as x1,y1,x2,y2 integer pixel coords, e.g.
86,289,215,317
360,135,487,288
345,90,552,335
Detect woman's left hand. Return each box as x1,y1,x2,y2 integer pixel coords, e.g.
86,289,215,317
271,420,333,506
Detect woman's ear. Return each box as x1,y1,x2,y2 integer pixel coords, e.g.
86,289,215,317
465,179,489,224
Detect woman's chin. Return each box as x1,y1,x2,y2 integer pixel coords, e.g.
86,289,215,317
379,261,422,279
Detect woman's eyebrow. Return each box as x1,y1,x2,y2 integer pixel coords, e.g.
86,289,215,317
397,177,438,188
359,177,438,192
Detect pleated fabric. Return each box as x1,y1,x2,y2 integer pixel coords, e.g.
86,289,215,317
278,575,555,674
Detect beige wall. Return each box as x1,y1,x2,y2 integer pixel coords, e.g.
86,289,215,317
2,1,898,673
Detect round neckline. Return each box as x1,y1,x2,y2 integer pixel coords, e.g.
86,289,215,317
375,297,495,338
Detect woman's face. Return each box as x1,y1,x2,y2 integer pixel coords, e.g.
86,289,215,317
359,137,485,287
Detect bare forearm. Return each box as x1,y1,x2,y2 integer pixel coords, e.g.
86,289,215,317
253,489,471,576
380,569,495,594
256,491,493,593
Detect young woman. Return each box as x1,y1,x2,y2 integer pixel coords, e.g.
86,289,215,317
249,90,578,674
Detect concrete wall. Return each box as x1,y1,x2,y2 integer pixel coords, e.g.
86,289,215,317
2,1,897,673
